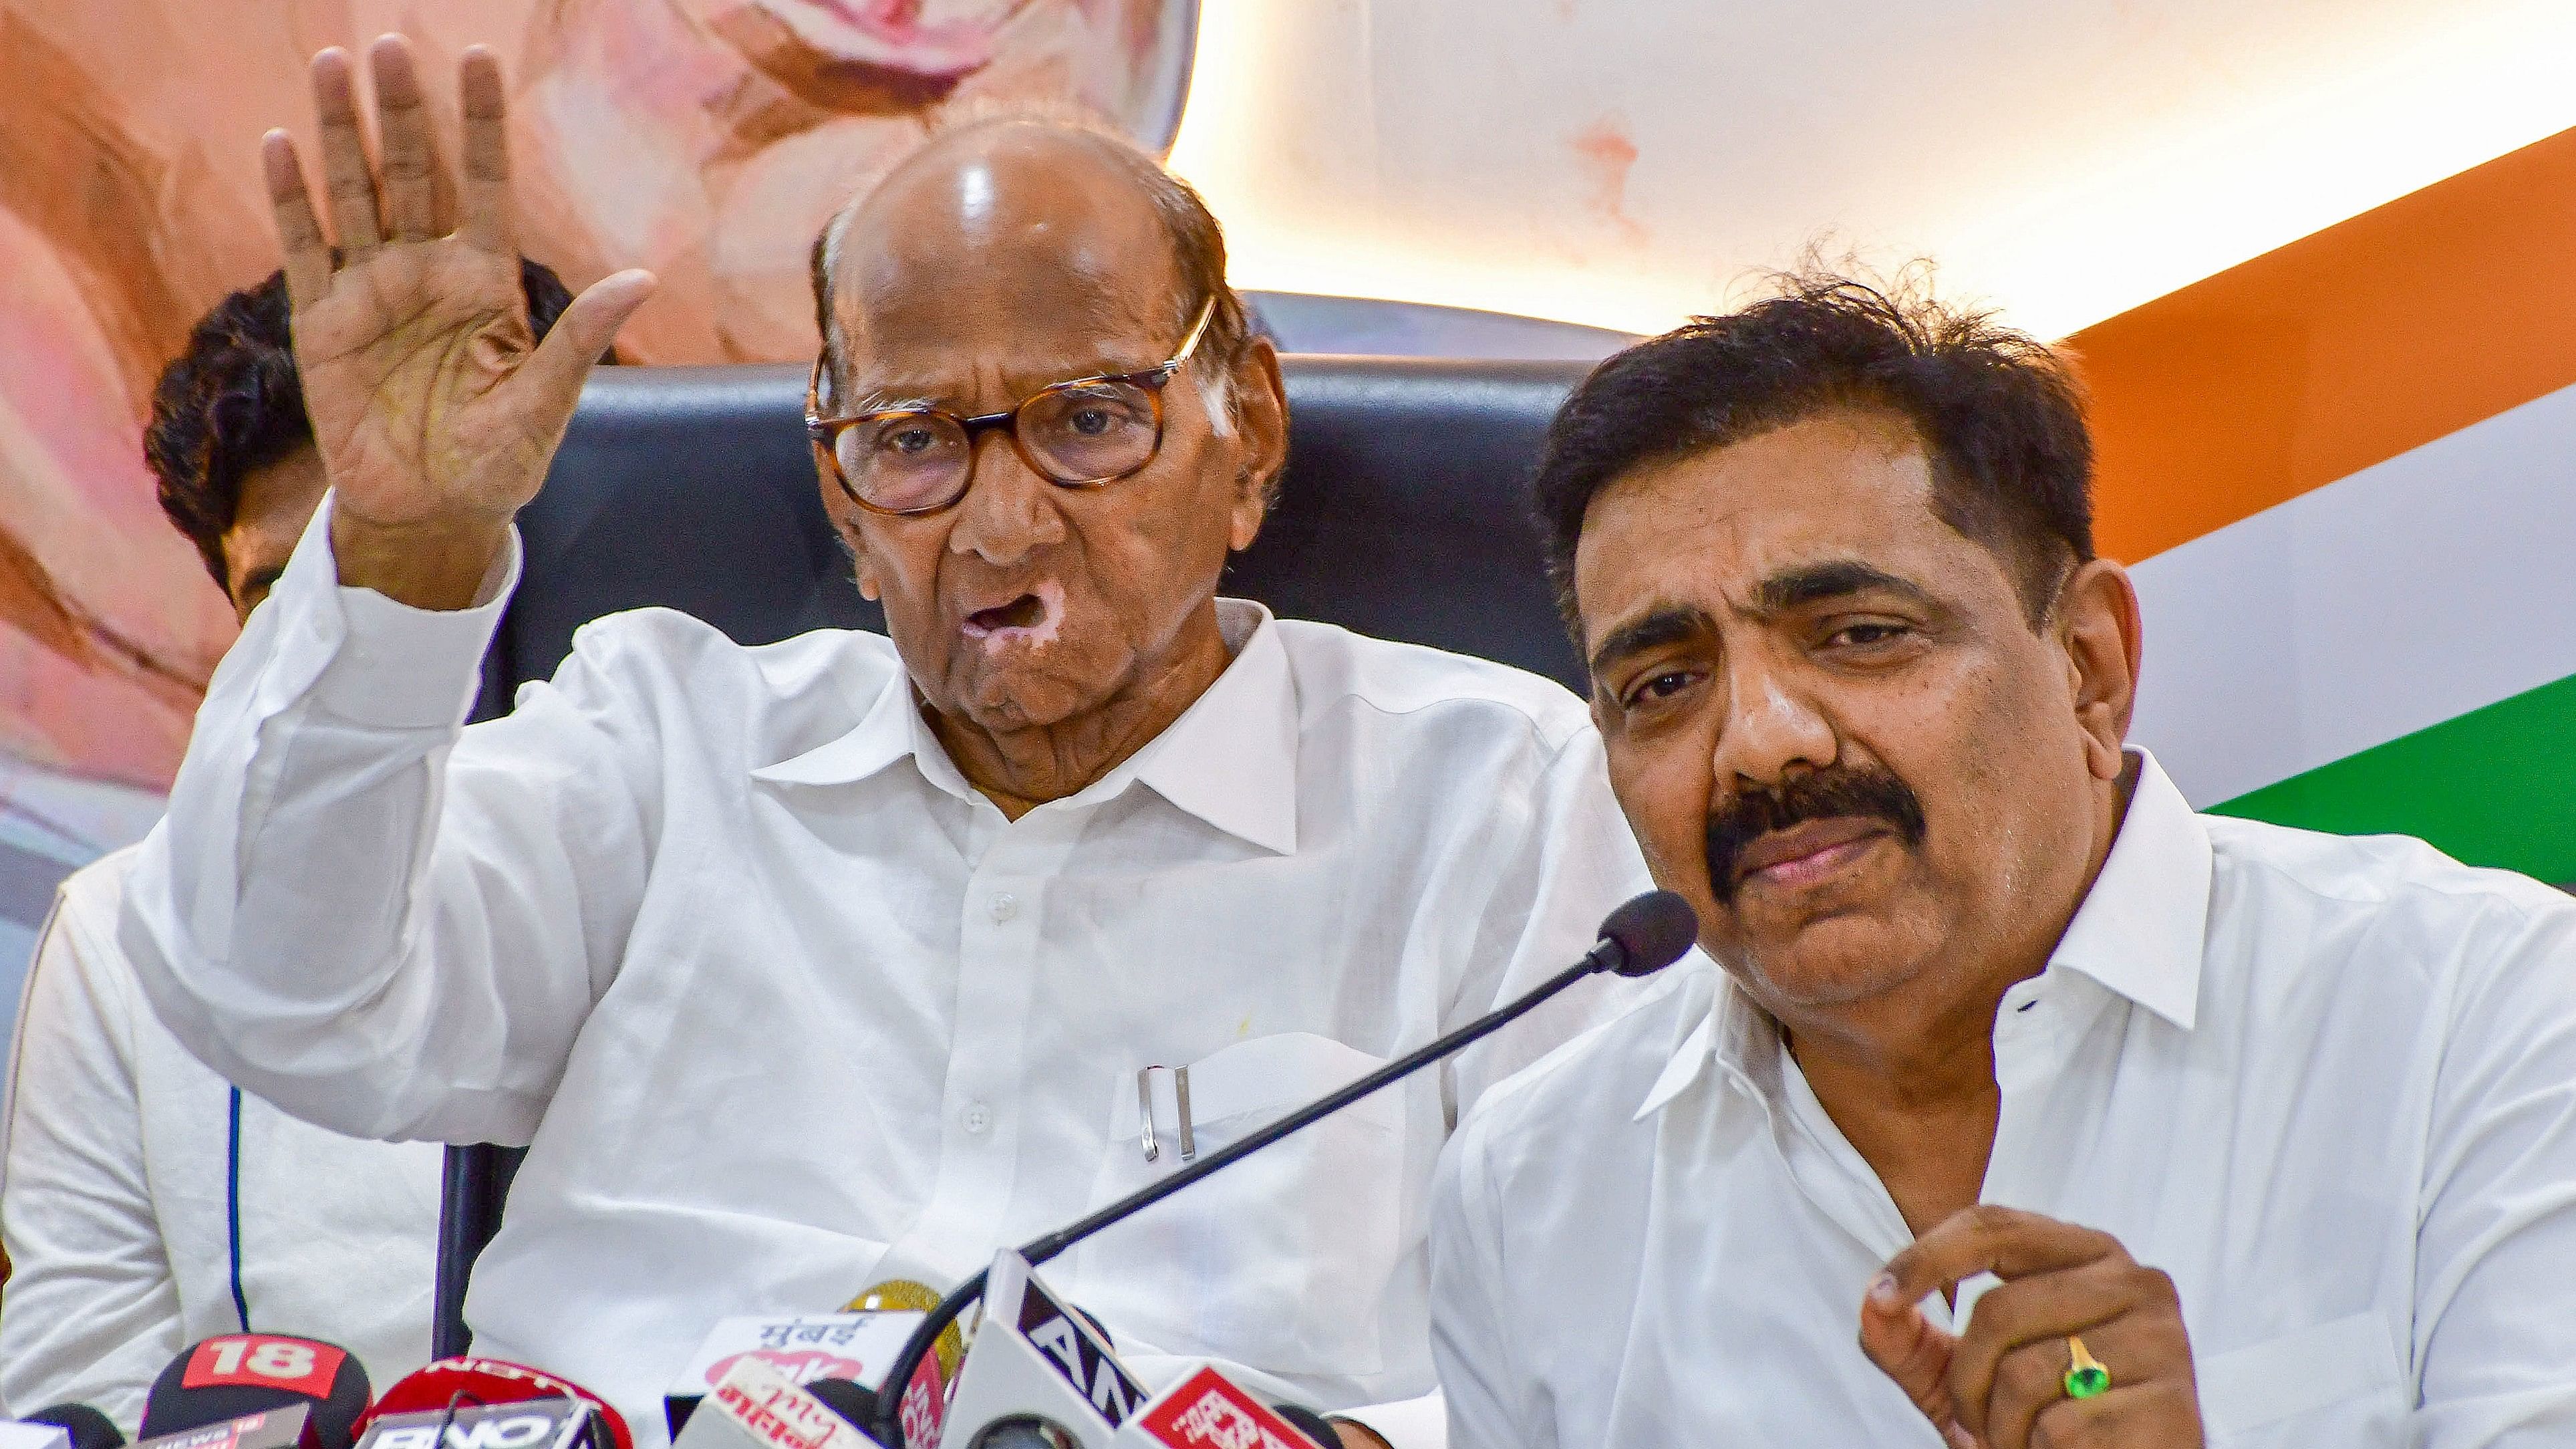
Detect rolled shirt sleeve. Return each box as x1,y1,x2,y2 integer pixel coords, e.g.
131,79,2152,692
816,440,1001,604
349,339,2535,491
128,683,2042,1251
120,496,652,1147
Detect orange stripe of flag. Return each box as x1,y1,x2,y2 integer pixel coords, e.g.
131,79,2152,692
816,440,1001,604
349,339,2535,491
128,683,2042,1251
2065,121,2576,565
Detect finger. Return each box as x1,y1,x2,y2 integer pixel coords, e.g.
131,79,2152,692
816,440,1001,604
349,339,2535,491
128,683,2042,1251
457,46,517,254
1948,1261,2146,1444
369,35,440,241
1858,1283,1966,1436
1982,1336,2094,1449
262,130,335,307
310,47,384,255
2028,1379,2198,1449
1881,1206,2124,1307
516,268,657,442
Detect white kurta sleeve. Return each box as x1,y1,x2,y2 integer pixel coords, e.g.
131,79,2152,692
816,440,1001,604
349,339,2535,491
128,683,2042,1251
2410,890,2576,1447
120,497,660,1147
0,866,183,1434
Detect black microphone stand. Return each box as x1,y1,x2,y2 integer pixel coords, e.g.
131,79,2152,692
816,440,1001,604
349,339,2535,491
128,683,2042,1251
867,897,1691,1446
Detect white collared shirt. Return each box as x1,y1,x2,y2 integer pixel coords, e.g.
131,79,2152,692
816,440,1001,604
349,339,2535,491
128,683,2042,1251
121,501,1651,1440
0,847,440,1430
1431,751,2576,1448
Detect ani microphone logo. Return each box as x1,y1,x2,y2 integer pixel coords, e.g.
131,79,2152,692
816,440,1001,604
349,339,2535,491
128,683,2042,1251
182,1337,348,1399
1014,1281,1143,1428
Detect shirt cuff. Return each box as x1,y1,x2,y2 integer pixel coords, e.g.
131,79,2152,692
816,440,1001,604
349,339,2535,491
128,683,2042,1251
1332,1390,1445,1449
301,496,523,729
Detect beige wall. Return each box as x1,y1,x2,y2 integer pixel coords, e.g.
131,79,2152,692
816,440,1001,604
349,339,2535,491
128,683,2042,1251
1170,0,2576,338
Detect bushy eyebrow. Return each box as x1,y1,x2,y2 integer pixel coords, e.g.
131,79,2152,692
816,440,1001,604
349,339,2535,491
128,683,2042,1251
1752,560,1937,614
1588,603,1716,679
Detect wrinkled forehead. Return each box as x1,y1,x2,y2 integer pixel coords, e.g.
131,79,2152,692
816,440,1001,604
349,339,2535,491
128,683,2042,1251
829,136,1186,399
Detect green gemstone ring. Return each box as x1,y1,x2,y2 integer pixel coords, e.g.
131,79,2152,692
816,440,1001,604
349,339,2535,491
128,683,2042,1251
2063,1335,2112,1400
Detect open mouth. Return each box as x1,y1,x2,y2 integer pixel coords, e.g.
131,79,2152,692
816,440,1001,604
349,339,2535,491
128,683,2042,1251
966,595,1045,633
959,579,1064,651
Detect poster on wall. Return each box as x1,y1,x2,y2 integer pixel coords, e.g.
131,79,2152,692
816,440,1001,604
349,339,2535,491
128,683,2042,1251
0,0,1199,1016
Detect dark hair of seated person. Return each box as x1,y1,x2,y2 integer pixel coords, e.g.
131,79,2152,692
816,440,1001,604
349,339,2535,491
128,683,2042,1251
145,256,582,591
1530,271,2096,632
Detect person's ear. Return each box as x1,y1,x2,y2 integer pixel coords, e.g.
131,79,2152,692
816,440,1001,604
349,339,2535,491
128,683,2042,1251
2054,559,2142,781
815,450,885,602
1224,336,1288,553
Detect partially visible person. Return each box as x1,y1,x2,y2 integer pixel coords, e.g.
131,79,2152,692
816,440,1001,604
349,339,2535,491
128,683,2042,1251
0,259,578,1432
1429,279,2576,1448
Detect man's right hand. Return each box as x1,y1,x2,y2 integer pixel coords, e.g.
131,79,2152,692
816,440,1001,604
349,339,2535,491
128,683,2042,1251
266,35,654,610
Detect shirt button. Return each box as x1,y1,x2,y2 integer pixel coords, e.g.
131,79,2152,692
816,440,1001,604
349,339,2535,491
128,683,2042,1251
988,892,1020,923
962,1103,992,1135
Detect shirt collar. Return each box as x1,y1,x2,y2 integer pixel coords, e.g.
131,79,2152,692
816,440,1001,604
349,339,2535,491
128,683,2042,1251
1634,955,1753,1120
1633,745,2213,1120
748,653,956,793
748,599,1299,855
1120,599,1300,855
2045,746,2211,1031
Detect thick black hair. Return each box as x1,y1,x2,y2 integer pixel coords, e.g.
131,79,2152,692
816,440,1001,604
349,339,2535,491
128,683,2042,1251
1532,273,2095,632
145,257,577,591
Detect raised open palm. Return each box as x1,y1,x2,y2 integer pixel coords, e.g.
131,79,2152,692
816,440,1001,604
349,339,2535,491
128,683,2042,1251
265,36,654,608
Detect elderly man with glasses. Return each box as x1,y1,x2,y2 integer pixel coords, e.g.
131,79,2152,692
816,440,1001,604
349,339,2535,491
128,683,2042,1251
119,35,1649,1447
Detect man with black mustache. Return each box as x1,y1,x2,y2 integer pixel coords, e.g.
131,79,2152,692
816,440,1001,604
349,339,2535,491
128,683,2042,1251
1425,277,2576,1448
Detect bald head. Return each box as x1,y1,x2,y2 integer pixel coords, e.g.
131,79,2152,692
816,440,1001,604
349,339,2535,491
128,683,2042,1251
810,118,1246,424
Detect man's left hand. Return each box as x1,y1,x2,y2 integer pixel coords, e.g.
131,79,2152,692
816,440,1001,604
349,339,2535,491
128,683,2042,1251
1857,1205,2204,1449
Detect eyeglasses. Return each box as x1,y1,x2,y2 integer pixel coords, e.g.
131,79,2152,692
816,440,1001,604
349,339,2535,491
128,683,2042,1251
805,299,1219,517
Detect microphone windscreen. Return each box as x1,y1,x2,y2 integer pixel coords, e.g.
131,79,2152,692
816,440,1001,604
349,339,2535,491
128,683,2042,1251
839,1279,962,1381
799,1381,880,1441
1267,1404,1337,1448
141,1338,371,1449
21,1406,124,1449
1598,890,1699,976
361,1359,633,1449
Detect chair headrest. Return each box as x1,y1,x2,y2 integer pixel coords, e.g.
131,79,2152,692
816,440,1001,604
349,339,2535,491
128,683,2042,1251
490,355,1595,708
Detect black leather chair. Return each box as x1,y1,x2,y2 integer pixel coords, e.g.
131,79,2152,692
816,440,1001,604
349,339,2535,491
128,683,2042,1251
434,354,1596,1356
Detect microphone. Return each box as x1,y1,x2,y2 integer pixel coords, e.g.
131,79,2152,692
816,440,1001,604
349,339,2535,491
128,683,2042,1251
1264,1408,1338,1448
1109,1367,1327,1448
352,1398,595,1449
839,1284,962,1389
141,1337,372,1449
801,1382,879,1439
670,1356,871,1449
132,1408,311,1449
15,1407,123,1449
358,1361,632,1449
873,890,1697,1445
662,1303,929,1437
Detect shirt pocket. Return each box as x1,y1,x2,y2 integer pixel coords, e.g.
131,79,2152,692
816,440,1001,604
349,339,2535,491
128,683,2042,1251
1058,1032,1405,1380
2195,1311,2408,1445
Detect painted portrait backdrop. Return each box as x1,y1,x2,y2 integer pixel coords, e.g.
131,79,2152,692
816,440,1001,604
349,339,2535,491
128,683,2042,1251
0,0,1197,986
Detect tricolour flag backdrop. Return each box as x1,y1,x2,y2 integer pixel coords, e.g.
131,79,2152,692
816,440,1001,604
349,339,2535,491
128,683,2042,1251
2078,123,2576,886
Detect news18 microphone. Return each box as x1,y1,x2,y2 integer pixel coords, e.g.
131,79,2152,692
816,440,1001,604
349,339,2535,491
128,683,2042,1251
871,890,1699,1446
140,1337,372,1449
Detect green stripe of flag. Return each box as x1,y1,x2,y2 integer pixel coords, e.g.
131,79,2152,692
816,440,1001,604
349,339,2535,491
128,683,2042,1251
2209,672,2576,886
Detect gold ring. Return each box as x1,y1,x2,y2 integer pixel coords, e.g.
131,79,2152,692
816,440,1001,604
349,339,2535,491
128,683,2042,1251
2063,1335,2112,1400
